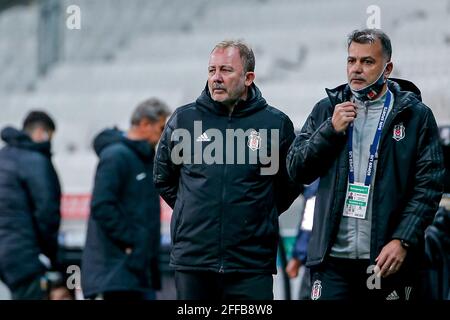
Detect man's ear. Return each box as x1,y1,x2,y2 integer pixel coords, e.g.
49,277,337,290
245,72,255,86
384,61,393,79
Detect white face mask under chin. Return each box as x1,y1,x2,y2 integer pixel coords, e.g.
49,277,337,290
349,63,388,101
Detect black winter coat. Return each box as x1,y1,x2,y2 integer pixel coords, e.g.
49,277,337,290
287,79,444,271
81,128,161,298
154,84,301,274
0,127,61,288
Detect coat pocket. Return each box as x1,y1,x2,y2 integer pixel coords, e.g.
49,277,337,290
171,199,184,244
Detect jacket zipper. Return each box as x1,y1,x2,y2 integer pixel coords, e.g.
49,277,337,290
219,154,225,273
219,114,233,273
354,103,369,258
328,91,411,263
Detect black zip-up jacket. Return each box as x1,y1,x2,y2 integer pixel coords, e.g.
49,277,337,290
0,127,61,288
154,83,301,274
81,128,161,298
287,79,444,270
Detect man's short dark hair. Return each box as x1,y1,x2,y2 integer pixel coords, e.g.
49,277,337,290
347,29,392,61
130,98,171,125
212,39,255,73
22,110,56,133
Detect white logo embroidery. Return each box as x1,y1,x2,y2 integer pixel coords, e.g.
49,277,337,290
247,130,261,151
405,286,412,301
311,280,322,300
136,173,146,181
196,132,211,142
386,290,400,300
393,123,405,141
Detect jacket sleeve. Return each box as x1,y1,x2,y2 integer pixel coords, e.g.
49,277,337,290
153,117,180,209
291,229,312,264
90,150,136,248
391,109,445,247
23,155,61,266
274,116,303,214
286,101,347,185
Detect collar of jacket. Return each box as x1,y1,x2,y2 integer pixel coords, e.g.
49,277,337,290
196,82,268,118
123,138,154,161
93,127,154,161
0,126,52,157
325,78,422,115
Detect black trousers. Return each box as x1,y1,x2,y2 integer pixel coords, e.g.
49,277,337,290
174,271,273,300
102,290,156,300
310,257,418,301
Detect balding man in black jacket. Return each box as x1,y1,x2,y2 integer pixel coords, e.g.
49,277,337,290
154,40,301,300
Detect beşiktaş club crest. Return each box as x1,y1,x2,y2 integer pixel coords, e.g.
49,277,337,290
311,280,322,300
393,123,405,141
247,130,261,151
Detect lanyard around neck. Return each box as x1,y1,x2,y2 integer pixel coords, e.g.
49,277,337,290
347,90,391,186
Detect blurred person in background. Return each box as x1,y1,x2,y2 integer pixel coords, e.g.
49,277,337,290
0,111,70,300
81,98,170,300
286,178,319,300
287,29,444,300
439,126,450,205
420,126,450,300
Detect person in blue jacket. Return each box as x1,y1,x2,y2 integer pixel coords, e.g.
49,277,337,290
286,179,319,300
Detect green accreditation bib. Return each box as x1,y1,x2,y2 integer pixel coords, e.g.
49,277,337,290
343,182,370,219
